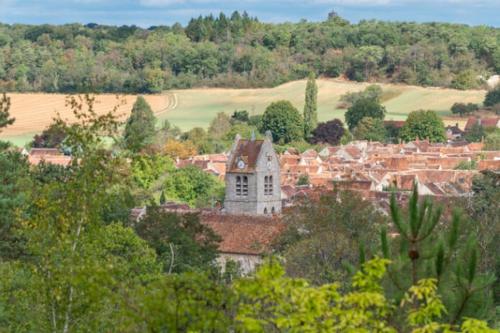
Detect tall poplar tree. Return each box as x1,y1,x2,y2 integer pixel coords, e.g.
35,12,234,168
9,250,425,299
303,72,318,137
123,96,156,152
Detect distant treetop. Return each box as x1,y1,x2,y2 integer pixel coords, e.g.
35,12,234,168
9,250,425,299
0,13,498,93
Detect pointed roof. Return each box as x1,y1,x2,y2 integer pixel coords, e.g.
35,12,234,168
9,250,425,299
228,139,264,173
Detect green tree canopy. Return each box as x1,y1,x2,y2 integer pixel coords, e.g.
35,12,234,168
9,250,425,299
123,96,156,152
345,97,386,130
231,110,250,124
381,185,495,324
31,122,67,148
0,149,29,260
484,128,500,150
484,86,500,107
451,102,478,117
467,171,500,306
163,165,225,208
465,123,485,143
275,190,384,286
261,100,303,144
399,110,447,143
339,84,383,108
353,116,387,142
208,112,232,139
134,205,221,274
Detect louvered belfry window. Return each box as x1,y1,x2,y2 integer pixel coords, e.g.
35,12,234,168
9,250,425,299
242,176,248,196
264,176,273,196
236,176,242,196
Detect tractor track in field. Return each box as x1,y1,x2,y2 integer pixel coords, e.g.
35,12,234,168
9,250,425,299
155,92,178,116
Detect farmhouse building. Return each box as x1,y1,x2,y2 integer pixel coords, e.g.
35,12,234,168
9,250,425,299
465,116,500,132
224,132,282,215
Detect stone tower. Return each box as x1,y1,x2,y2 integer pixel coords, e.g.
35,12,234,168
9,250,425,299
224,132,281,215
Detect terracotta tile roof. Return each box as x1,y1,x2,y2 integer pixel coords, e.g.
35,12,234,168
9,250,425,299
480,117,500,128
465,117,499,131
207,162,226,177
301,149,319,159
29,148,61,156
478,160,500,170
334,180,372,191
28,155,72,166
201,213,284,255
228,139,264,173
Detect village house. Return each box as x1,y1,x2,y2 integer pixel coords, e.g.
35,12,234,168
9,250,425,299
25,147,72,166
464,116,500,132
133,137,500,274
445,123,464,141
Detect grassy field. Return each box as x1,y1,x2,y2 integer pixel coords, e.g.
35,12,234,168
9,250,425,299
0,79,486,145
162,79,485,130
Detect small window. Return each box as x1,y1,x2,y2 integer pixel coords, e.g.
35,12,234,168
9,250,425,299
242,176,248,196
269,175,273,195
264,176,269,195
264,175,273,196
236,176,242,196
264,207,268,214
271,207,275,214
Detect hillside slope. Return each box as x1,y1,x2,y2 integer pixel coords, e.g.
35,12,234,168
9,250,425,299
0,79,486,145
162,79,485,130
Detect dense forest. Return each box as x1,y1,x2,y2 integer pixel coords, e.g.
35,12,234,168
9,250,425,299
0,11,499,93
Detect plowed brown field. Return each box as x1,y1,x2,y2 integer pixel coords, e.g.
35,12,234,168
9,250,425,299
0,93,170,137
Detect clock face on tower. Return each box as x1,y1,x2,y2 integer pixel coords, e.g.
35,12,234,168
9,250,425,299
237,159,245,169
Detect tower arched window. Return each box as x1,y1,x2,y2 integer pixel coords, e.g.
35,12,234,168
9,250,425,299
264,175,273,196
236,176,242,196
264,176,269,195
242,176,248,196
269,175,273,195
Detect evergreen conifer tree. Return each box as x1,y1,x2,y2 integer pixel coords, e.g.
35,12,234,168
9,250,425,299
123,96,156,152
159,190,166,205
303,72,318,137
0,93,15,132
379,184,495,324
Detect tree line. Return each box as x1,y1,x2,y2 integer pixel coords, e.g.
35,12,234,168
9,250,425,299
0,11,499,93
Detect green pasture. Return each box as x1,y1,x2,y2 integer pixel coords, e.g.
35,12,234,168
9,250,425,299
1,132,37,148
0,79,486,146
161,79,486,130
